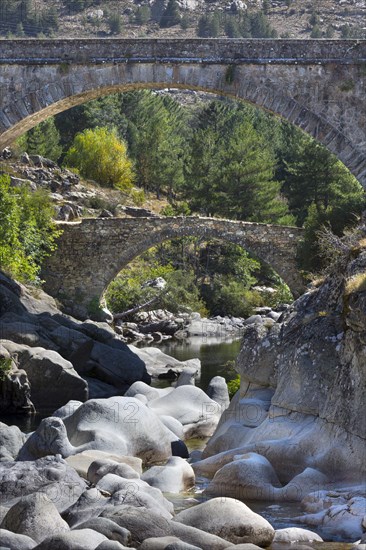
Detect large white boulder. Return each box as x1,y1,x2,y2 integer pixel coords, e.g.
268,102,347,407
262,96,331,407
0,529,37,549
1,493,69,543
63,397,180,463
141,456,195,493
129,345,200,379
273,527,323,542
173,497,275,547
96,474,174,518
34,528,108,549
204,453,282,500
148,385,222,438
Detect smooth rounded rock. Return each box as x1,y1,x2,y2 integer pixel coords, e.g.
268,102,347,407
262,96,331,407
66,450,142,478
141,456,195,493
171,522,234,549
1,493,69,543
97,475,173,517
0,529,37,549
174,497,275,547
17,417,74,460
140,537,201,549
87,460,140,484
75,517,131,546
62,487,109,528
160,416,185,440
95,542,132,550
273,527,323,542
101,506,172,545
34,528,107,549
206,376,230,411
204,453,281,501
148,385,222,438
63,397,179,463
17,347,88,410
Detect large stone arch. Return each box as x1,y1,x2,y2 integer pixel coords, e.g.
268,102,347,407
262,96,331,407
42,217,304,318
0,39,365,186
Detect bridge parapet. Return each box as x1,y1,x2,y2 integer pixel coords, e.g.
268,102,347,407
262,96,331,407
1,38,365,64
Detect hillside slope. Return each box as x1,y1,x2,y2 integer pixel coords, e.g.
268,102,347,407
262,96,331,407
1,0,365,40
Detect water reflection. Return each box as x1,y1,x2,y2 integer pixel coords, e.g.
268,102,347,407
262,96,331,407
157,334,243,390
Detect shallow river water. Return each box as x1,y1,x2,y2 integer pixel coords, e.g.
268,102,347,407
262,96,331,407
0,334,359,548
154,335,357,549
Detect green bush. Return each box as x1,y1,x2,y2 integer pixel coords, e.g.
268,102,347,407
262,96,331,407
202,277,261,318
0,357,12,381
0,175,62,283
227,374,240,399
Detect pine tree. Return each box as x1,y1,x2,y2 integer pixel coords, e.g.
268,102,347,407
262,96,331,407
160,0,181,28
23,118,62,161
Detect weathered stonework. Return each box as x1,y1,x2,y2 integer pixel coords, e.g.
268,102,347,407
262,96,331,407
0,39,365,185
41,216,304,317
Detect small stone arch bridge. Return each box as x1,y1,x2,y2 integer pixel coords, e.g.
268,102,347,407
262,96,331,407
42,216,305,318
0,39,366,186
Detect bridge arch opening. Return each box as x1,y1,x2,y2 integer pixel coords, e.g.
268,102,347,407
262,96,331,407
2,44,366,188
4,79,362,183
103,233,294,322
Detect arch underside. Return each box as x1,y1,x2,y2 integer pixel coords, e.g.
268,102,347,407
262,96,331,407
1,61,365,187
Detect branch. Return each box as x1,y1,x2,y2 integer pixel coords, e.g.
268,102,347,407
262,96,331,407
113,294,161,321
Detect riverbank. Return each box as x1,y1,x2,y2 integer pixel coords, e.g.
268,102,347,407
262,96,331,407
0,266,365,548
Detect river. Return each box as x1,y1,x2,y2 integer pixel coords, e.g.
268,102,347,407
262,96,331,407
154,334,242,390
0,334,358,548
151,334,355,549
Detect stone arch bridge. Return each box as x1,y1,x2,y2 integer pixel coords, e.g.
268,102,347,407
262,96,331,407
0,39,366,186
42,216,304,318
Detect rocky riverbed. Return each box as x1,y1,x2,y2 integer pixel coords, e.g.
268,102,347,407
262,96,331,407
0,232,366,548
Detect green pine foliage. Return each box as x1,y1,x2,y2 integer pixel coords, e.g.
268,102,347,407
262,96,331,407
184,101,293,225
17,117,62,162
197,10,277,38
160,0,181,28
279,131,365,271
0,0,59,36
0,175,62,282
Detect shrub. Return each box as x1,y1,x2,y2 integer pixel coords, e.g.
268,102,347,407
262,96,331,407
64,127,135,191
0,175,61,283
227,374,240,399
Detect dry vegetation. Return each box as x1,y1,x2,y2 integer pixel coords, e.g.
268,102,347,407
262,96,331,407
7,0,366,40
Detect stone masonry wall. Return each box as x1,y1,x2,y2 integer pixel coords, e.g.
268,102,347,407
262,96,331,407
41,216,304,318
0,39,365,185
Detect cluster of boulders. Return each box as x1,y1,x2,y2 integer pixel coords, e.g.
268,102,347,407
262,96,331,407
0,271,216,415
3,152,157,222
191,245,366,543
116,309,247,344
0,391,333,550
